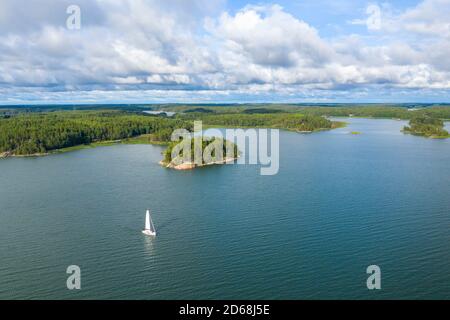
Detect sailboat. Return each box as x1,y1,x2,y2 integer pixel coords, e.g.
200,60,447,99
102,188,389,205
142,209,157,237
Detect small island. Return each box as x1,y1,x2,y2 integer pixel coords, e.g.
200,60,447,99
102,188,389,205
160,137,239,170
403,116,449,139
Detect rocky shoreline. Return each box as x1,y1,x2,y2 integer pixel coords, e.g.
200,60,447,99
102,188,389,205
159,157,237,170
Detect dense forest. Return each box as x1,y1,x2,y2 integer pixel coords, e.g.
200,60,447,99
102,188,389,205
158,105,450,120
295,106,450,120
181,113,337,131
0,109,337,156
403,116,449,138
0,111,192,155
1,105,449,156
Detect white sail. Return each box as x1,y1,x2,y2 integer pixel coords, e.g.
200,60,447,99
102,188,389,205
145,210,151,230
143,209,156,236
150,216,156,233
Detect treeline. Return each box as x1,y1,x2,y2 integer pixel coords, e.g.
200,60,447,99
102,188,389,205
295,106,450,120
0,111,192,155
162,105,450,120
180,113,334,131
242,108,283,114
403,116,449,138
3,106,448,156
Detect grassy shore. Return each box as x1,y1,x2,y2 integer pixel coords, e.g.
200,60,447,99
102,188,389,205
0,134,168,158
52,134,169,154
402,130,450,139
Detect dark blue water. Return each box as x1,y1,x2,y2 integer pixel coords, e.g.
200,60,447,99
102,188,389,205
0,118,449,299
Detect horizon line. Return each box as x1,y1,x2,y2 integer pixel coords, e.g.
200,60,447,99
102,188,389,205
2,102,450,108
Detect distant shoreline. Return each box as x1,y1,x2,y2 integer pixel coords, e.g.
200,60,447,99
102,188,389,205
0,124,345,159
202,120,347,132
0,135,168,159
2,117,448,160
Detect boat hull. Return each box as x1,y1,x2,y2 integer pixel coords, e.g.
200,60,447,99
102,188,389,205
142,230,156,237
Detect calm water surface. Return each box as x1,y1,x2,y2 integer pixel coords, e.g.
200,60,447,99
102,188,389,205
0,118,449,299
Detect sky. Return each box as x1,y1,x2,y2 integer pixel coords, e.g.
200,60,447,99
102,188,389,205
0,0,450,104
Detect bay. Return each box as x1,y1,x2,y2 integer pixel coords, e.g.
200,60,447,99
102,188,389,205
0,118,449,299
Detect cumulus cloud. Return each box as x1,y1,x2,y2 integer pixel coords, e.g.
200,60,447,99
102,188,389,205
206,3,450,90
396,0,450,36
0,0,449,103
207,5,333,68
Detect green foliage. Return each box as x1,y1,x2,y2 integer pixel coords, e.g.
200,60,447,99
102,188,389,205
183,108,215,113
4,105,447,156
163,137,239,165
298,106,450,120
242,108,283,114
165,105,450,120
403,116,449,138
181,113,333,131
0,111,193,155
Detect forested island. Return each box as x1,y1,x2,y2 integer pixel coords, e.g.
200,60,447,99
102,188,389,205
181,113,342,132
403,116,449,138
160,137,239,170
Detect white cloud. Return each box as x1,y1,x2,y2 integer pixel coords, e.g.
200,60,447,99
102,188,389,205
0,0,449,103
205,3,450,90
208,5,333,68
399,0,450,36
